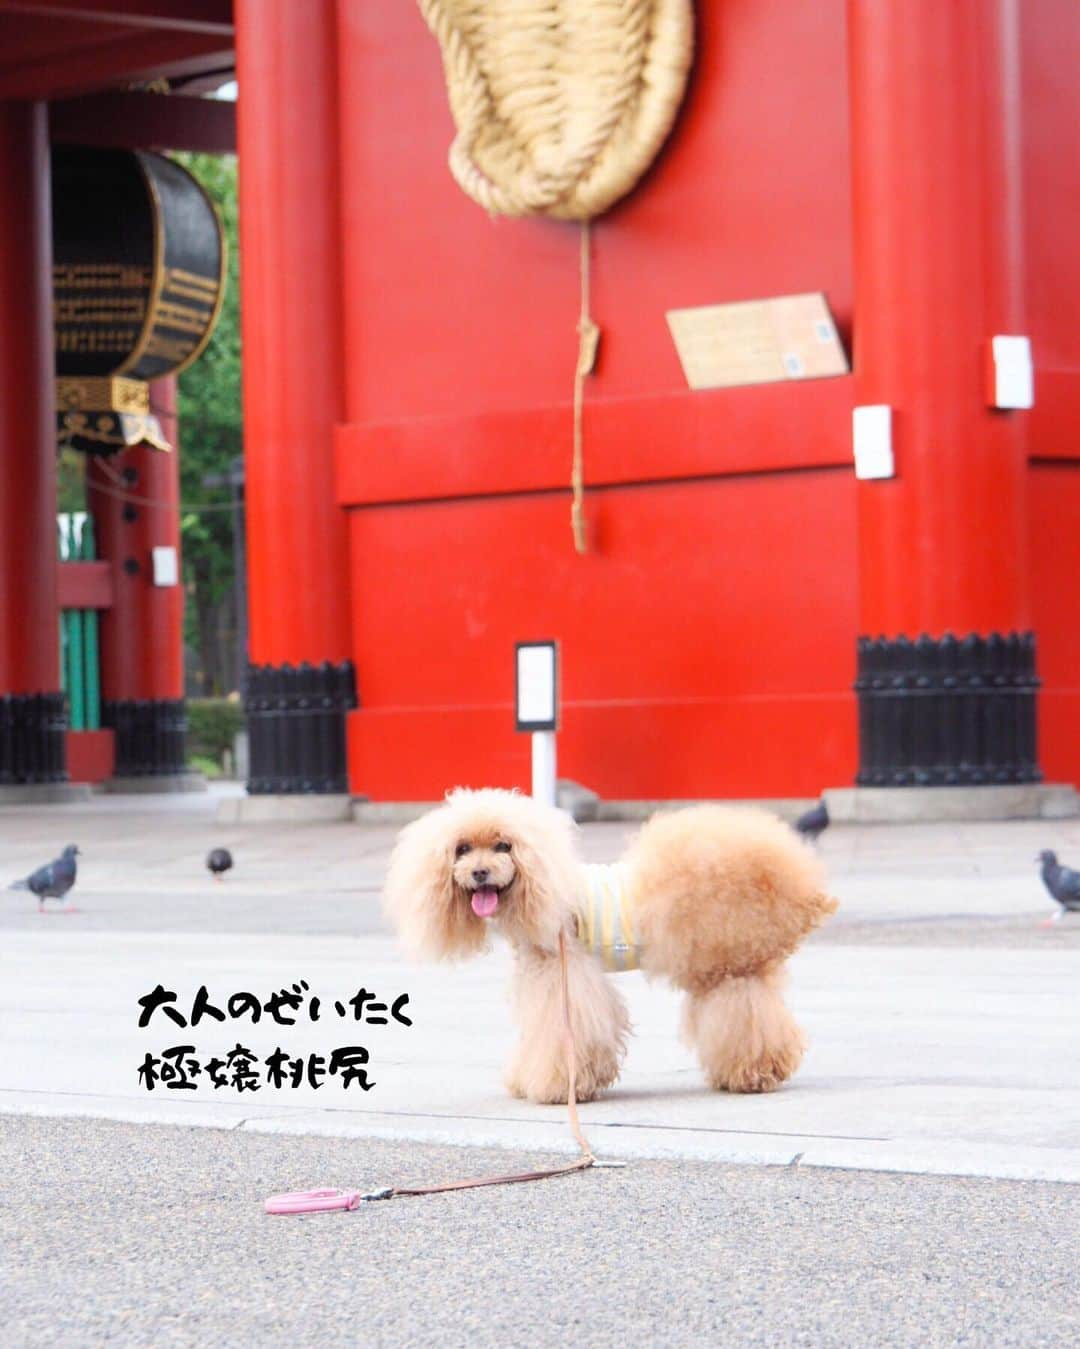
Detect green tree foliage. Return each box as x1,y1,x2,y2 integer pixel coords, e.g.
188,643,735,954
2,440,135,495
174,151,242,694
187,696,245,762
57,447,86,516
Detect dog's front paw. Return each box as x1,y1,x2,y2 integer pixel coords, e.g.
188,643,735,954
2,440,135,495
526,1058,617,1105
523,1078,602,1106
506,1065,572,1105
505,1058,608,1105
504,1070,527,1100
530,1082,572,1106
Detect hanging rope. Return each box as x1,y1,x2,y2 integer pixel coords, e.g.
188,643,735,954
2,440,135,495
416,0,694,549
572,221,600,553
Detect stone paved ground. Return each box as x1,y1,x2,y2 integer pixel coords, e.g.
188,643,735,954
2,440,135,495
2,788,1079,1344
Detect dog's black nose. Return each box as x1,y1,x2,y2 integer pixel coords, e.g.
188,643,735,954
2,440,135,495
472,868,490,885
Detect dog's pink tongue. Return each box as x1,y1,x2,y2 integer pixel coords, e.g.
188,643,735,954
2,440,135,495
471,887,500,918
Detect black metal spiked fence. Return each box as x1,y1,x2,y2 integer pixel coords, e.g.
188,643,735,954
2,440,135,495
103,698,188,777
245,660,357,795
855,631,1040,787
0,692,68,784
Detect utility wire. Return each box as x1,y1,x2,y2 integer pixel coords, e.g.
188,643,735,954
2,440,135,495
84,477,239,514
75,455,240,514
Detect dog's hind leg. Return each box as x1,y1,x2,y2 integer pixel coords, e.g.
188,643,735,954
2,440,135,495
681,965,806,1094
505,941,629,1105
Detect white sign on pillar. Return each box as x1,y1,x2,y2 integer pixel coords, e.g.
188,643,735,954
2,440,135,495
515,641,558,807
151,546,179,587
852,404,894,480
988,335,1034,409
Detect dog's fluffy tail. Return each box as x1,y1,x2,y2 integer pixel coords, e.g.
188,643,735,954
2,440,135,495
681,967,806,1093
629,805,838,987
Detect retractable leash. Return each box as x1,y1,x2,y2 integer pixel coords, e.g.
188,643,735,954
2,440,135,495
264,931,617,1216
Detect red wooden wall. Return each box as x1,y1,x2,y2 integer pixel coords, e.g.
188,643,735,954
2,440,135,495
334,0,858,799
1023,1,1080,787
324,0,1080,800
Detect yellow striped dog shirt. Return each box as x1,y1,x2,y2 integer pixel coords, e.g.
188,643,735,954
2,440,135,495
576,862,642,973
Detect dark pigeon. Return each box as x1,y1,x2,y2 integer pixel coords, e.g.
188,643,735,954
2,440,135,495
1038,850,1080,917
795,801,829,843
207,847,233,881
11,844,80,910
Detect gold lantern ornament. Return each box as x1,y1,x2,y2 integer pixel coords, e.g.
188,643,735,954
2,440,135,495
52,146,226,456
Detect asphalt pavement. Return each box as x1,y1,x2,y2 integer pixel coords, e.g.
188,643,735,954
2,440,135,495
3,1114,1077,1348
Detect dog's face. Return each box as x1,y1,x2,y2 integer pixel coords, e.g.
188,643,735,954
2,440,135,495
383,788,581,958
451,830,518,920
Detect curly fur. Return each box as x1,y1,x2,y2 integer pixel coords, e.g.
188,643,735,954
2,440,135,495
383,788,837,1104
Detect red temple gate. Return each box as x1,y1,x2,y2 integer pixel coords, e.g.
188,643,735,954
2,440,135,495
0,1,1077,806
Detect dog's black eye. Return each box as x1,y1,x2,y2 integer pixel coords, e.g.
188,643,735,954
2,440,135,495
493,841,512,854
454,842,471,859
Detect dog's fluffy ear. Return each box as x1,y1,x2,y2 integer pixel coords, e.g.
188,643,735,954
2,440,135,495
382,807,489,961
496,799,580,953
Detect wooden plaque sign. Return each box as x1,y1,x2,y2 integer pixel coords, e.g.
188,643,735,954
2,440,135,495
666,293,848,391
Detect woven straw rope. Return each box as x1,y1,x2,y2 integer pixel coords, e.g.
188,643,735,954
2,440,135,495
418,0,694,546
417,0,694,220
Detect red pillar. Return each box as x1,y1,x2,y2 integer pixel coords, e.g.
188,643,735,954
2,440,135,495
86,377,186,777
849,0,1028,635
0,101,66,783
234,0,355,795
235,0,349,666
848,0,1037,785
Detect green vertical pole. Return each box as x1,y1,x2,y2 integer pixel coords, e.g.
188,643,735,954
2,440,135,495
67,610,85,731
58,518,67,686
81,515,100,729
66,611,74,715
84,610,100,730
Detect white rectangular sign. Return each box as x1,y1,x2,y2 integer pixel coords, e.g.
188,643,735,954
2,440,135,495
990,335,1034,409
152,546,179,587
852,404,894,480
516,642,558,732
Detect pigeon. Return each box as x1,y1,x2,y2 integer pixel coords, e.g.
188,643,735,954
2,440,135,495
795,800,830,843
1037,850,1080,921
10,844,80,911
206,847,233,881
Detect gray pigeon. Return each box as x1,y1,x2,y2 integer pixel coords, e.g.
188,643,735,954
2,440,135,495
795,801,829,843
206,847,233,881
10,844,80,910
1038,850,1080,918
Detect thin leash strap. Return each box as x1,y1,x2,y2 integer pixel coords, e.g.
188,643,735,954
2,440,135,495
559,925,593,1159
265,930,594,1213
383,929,594,1197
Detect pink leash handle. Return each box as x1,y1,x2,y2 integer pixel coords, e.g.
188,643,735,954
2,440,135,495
264,1187,394,1215
265,932,597,1217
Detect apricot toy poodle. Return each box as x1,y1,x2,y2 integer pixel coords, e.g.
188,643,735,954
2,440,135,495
383,789,836,1105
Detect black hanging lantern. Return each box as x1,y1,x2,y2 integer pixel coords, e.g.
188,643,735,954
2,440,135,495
52,146,225,456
